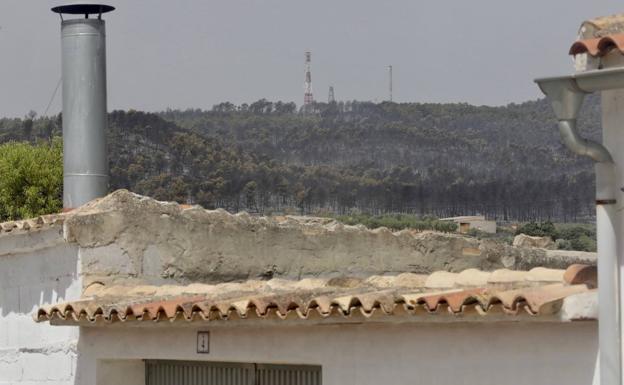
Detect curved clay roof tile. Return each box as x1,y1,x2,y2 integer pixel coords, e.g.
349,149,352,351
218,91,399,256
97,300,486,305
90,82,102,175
570,33,624,57
597,33,624,55
569,38,601,56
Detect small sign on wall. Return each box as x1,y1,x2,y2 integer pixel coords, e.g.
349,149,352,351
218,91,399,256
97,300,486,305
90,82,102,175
197,331,210,354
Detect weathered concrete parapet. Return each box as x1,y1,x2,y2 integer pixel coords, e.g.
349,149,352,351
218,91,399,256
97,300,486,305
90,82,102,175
56,190,597,287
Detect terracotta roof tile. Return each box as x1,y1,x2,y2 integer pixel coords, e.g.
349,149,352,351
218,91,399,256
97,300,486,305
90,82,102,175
35,264,596,325
564,264,597,288
570,38,602,56
570,33,624,57
598,34,624,55
455,269,490,287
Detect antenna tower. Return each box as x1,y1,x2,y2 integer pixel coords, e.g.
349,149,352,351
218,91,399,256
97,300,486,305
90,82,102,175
388,65,393,102
328,86,335,103
304,51,314,107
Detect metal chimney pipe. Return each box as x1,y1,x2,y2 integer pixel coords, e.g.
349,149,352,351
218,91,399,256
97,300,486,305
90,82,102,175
52,3,115,209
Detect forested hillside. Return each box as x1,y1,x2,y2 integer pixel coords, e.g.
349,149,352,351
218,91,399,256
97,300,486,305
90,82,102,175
0,97,601,221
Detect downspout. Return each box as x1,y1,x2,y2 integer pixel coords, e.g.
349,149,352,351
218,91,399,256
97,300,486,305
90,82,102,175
536,72,620,385
557,120,613,163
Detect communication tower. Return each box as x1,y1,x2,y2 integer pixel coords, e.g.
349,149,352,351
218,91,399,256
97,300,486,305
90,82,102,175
304,51,314,107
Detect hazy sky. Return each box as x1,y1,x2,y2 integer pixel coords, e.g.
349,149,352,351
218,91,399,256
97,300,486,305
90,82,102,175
0,1,622,117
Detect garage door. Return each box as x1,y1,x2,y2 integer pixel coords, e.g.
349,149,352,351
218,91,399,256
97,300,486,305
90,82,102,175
145,360,322,385
256,364,322,385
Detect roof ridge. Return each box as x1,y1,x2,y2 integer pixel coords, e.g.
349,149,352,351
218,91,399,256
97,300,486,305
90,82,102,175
79,266,587,300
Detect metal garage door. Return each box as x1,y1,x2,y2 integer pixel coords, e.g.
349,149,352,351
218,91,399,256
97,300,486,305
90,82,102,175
145,360,321,385
256,364,322,385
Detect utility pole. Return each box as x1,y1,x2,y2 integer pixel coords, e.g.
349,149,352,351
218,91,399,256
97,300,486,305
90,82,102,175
388,65,393,102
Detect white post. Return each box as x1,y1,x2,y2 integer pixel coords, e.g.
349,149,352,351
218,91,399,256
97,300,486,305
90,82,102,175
601,88,624,385
596,163,620,385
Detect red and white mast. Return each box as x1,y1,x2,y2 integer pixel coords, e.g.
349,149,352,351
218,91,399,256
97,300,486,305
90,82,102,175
304,51,314,107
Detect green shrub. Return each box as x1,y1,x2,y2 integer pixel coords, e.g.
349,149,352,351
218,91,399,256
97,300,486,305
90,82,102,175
515,221,597,252
515,221,557,240
329,213,457,233
0,139,62,220
555,239,573,250
556,224,595,241
568,234,596,252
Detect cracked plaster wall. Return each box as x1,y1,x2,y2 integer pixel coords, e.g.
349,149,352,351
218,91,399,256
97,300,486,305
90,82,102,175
0,228,81,384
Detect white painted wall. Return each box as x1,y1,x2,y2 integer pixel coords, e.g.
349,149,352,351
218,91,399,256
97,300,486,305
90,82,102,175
75,321,598,385
0,229,81,385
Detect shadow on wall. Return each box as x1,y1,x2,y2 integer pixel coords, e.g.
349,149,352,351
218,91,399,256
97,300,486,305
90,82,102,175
0,231,79,317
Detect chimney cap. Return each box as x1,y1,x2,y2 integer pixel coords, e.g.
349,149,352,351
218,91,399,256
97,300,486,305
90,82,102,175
51,2,115,15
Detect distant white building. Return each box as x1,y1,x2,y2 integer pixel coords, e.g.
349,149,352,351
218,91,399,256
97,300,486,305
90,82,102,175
441,215,497,234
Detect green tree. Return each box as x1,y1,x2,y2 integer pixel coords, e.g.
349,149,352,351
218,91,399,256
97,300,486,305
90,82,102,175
243,181,257,211
22,110,37,139
0,138,62,220
0,97,603,222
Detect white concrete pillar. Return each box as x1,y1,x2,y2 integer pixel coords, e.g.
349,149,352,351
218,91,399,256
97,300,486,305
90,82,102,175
601,88,624,385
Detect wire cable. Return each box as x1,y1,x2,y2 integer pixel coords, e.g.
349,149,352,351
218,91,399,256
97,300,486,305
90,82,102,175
43,77,62,117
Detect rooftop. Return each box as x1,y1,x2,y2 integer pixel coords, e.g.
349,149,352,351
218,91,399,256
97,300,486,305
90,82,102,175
0,190,598,326
570,14,624,59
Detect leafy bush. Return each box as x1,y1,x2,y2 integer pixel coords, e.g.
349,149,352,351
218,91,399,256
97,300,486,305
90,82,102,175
0,139,62,220
465,227,514,244
515,221,557,240
329,213,457,233
516,221,596,252
555,223,596,252
567,234,596,252
556,224,594,240
555,239,573,250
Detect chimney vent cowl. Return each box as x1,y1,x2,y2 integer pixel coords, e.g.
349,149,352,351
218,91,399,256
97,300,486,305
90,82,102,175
53,2,115,210
52,2,115,16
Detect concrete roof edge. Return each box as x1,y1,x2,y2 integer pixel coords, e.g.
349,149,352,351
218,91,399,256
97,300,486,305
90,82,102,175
559,290,598,321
